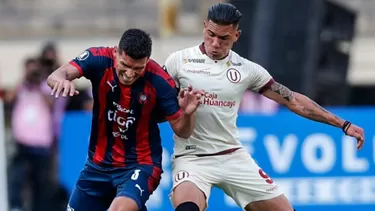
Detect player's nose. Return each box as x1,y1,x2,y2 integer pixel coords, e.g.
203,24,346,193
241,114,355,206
211,38,221,48
125,70,135,78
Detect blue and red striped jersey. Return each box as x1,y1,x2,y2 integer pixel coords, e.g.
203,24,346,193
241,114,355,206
69,47,182,169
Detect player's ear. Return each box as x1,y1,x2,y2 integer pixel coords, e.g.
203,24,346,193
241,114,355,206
234,30,241,42
113,46,118,57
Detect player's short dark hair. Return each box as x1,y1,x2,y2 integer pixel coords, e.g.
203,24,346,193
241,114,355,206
207,3,242,27
118,28,152,60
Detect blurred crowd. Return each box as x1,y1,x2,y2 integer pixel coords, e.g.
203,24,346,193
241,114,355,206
3,43,93,211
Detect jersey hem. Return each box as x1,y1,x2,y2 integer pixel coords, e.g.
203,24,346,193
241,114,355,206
173,146,243,158
165,109,182,121
258,78,275,94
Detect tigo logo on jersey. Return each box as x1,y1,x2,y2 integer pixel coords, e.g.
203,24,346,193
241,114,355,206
108,103,136,140
108,111,135,130
201,92,236,108
183,58,205,64
109,114,136,140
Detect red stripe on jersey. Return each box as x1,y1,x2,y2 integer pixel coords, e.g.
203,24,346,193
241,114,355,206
69,61,83,77
135,81,156,165
258,78,275,94
90,47,114,58
93,68,113,165
147,166,162,193
111,86,131,167
165,109,182,121
148,60,176,88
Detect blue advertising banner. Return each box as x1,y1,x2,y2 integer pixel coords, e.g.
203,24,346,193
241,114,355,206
60,108,375,211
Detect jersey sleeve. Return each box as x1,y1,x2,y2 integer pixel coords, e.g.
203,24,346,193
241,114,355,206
68,47,108,80
248,63,275,94
152,64,182,121
163,52,180,88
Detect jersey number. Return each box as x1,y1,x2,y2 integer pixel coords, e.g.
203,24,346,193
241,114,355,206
258,169,274,184
131,169,141,180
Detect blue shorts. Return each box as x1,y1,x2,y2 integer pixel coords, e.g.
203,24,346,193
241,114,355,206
67,161,162,211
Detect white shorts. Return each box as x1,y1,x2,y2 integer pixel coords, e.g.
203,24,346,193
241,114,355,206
170,148,283,209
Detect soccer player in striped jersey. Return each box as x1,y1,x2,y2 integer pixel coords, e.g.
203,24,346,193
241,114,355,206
47,28,202,211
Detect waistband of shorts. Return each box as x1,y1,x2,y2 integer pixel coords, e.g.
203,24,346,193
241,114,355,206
174,147,241,159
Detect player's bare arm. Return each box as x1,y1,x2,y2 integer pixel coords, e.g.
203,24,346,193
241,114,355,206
169,86,203,139
262,81,364,149
47,63,80,98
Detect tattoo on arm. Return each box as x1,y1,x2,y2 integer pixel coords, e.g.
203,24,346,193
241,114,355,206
270,82,295,102
268,82,342,127
301,101,333,125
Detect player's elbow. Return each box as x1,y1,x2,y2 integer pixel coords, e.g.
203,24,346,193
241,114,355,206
176,131,192,139
172,124,193,139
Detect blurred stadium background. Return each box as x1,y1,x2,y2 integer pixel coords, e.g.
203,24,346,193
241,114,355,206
0,0,374,210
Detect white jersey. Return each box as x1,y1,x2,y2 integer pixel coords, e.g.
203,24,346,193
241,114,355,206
164,44,273,156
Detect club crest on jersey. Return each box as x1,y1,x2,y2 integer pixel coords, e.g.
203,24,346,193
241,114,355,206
138,93,149,105
77,50,89,61
226,68,241,83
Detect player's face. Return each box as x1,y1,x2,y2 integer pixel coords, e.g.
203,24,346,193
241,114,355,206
203,20,241,60
114,49,148,85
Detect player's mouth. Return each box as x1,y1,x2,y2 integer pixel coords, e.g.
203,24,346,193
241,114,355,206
120,73,134,82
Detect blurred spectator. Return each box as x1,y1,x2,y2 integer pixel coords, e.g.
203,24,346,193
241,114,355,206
159,0,181,38
6,57,54,211
37,43,72,210
38,42,65,140
39,42,60,77
239,90,279,114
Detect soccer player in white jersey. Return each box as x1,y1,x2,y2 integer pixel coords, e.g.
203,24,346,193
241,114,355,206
164,3,365,211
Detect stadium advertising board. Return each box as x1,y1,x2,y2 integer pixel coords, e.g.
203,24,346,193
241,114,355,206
60,108,375,211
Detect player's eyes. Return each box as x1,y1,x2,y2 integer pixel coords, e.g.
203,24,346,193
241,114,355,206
220,37,228,40
134,69,144,74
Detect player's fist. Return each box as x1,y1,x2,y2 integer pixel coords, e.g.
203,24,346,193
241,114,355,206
50,79,79,98
179,84,204,115
345,123,365,150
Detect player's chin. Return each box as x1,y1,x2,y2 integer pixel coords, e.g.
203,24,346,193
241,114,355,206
210,53,222,60
119,78,137,85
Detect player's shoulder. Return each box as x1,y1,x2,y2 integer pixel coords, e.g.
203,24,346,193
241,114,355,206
85,46,114,59
230,50,266,71
146,59,174,84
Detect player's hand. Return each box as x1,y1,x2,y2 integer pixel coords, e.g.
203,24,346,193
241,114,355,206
179,84,204,115
50,79,79,98
345,124,365,150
